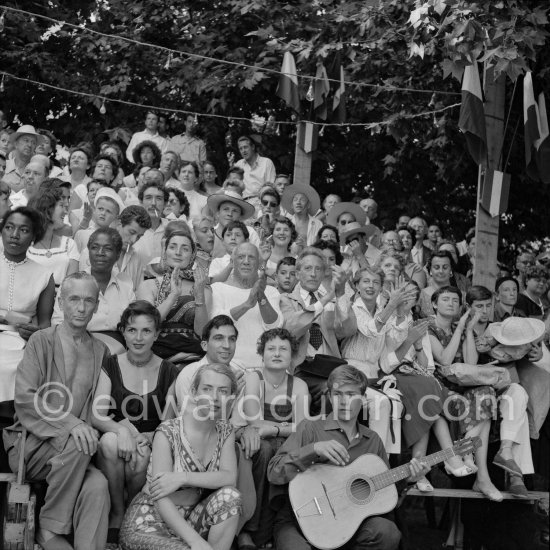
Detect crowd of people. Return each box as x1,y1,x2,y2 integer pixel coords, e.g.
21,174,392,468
0,110,549,550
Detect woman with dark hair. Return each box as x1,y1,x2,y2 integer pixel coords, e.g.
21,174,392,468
119,363,241,550
137,230,208,363
381,282,472,492
428,286,502,501
316,223,339,244
180,160,208,222
262,216,298,277
64,146,93,210
202,160,222,195
92,300,179,542
418,251,457,317
100,141,126,188
238,328,309,549
91,154,119,188
132,140,162,168
0,207,56,401
164,188,191,221
27,188,79,285
436,240,471,292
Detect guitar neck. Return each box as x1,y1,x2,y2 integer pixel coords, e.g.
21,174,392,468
372,447,456,490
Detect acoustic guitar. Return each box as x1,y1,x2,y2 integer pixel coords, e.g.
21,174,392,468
289,436,481,550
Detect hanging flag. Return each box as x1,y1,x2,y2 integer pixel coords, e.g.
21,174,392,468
327,52,346,123
313,64,330,120
276,52,300,113
481,169,510,217
535,91,550,184
297,121,319,153
458,64,487,165
523,71,541,181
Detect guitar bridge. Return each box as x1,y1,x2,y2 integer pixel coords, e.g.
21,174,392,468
294,497,323,518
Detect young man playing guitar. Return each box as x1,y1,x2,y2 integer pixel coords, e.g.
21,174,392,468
267,365,430,550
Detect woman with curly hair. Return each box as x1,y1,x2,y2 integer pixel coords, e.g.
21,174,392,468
132,140,162,168
238,328,309,549
516,265,549,319
313,239,345,294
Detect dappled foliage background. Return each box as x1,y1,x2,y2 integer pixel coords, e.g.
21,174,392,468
0,0,548,260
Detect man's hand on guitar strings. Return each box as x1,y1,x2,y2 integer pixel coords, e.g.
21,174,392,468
406,457,431,483
313,440,350,466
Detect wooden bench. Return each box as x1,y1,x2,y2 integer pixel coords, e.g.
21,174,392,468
407,487,549,501
405,487,549,550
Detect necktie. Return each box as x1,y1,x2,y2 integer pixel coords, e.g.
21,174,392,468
308,292,323,350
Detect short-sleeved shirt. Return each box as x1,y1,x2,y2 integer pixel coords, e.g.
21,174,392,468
102,355,179,433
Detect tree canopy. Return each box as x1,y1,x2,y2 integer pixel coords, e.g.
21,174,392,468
0,0,548,255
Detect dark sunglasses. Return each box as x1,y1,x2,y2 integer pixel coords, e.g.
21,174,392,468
262,200,278,207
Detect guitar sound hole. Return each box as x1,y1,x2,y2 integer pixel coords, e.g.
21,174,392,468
350,478,371,501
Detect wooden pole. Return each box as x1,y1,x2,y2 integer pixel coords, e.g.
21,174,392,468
472,67,506,288
293,134,313,187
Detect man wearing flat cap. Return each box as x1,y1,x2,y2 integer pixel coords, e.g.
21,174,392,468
4,124,44,193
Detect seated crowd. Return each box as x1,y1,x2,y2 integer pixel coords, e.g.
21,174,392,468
0,115,549,550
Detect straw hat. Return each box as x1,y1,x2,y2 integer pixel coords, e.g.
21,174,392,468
327,202,367,227
10,124,44,144
281,184,320,216
94,187,126,214
490,317,545,346
339,221,377,246
206,190,256,220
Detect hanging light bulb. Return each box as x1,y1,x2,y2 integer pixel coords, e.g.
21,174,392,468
275,123,281,136
0,11,6,33
0,75,5,93
164,52,172,70
194,113,198,125
306,83,314,102
319,124,325,137
99,99,106,115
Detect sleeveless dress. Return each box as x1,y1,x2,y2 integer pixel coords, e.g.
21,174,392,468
120,417,241,550
102,356,179,433
429,324,497,435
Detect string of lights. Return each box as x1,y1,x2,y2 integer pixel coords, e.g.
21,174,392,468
0,70,460,128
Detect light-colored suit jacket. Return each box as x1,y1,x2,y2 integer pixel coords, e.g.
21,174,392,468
280,284,357,368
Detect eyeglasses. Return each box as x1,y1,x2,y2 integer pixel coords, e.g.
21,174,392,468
262,200,277,208
339,219,353,225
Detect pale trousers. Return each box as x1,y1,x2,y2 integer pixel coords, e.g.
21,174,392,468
500,383,534,475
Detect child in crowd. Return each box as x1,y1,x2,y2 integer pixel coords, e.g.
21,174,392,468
209,220,249,282
274,256,297,294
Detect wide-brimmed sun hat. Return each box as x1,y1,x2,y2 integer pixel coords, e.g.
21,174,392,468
327,201,368,227
339,221,377,246
10,124,44,144
281,184,320,216
490,317,546,346
207,190,256,220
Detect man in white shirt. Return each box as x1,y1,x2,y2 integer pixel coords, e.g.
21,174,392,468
408,216,431,268
125,111,170,163
359,197,383,248
4,125,43,192
9,160,48,209
133,182,170,269
208,243,283,369
159,150,181,189
174,315,245,409
207,190,261,258
234,135,276,198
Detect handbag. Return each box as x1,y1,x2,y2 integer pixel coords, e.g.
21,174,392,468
440,362,512,391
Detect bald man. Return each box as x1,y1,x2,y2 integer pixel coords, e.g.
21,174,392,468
359,197,382,248
9,160,48,209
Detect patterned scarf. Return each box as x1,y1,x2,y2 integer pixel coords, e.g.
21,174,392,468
155,252,196,307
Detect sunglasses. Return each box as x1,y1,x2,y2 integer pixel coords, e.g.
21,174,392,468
262,200,278,208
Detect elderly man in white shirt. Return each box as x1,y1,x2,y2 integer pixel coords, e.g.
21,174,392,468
234,135,276,198
280,183,323,246
207,243,283,369
125,111,170,163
